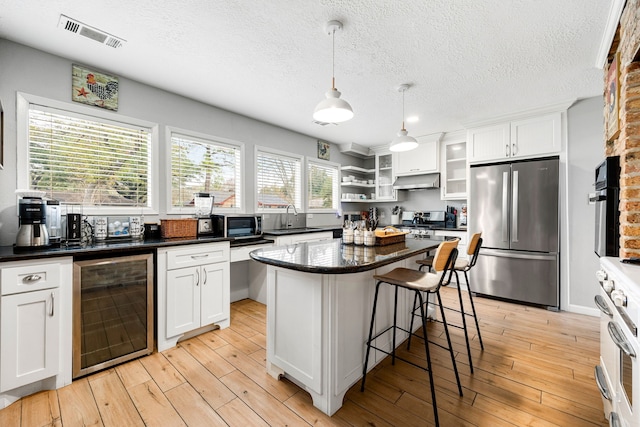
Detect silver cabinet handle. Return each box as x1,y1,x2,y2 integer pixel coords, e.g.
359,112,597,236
594,365,611,401
608,322,636,357
23,274,42,283
594,295,612,317
512,170,519,243
190,254,209,260
195,269,200,287
502,171,509,242
203,269,207,285
512,143,518,155
505,144,510,157
50,292,54,317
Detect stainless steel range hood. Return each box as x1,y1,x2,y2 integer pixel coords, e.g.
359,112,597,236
392,173,440,190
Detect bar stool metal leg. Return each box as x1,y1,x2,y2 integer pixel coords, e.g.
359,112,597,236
436,289,463,396
361,280,382,391
454,270,474,373
464,270,484,350
417,290,439,426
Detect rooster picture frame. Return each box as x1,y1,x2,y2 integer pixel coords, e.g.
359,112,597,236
72,64,119,111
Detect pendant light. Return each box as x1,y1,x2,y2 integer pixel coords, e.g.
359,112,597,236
389,84,418,152
313,20,354,124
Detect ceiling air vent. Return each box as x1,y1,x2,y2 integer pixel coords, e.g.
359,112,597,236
58,15,125,48
313,120,338,126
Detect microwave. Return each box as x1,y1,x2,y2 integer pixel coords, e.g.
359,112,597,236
207,214,263,239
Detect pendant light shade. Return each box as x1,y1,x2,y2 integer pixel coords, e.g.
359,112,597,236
313,21,354,124
389,84,418,152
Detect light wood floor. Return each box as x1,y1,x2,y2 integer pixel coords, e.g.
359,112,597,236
0,286,608,426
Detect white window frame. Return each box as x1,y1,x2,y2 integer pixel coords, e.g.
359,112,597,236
166,126,245,214
254,146,303,213
306,158,340,213
16,92,160,216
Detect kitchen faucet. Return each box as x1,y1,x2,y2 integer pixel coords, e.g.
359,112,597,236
285,204,298,228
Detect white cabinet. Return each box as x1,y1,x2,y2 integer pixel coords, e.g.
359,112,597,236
393,136,440,176
375,151,398,201
467,112,562,164
0,258,72,396
157,242,230,351
274,231,333,246
441,134,467,200
467,123,510,163
510,112,561,158
434,230,468,260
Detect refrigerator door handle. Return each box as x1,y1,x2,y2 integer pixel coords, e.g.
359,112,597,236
512,170,519,243
502,171,509,242
480,248,557,261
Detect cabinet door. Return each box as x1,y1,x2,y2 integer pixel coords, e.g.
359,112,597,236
1,288,59,392
442,140,467,199
394,139,439,175
200,262,230,326
467,123,510,163
166,267,200,337
510,112,561,159
375,152,397,201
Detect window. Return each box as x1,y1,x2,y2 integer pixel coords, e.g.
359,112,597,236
307,159,339,211
21,97,153,211
170,130,243,212
256,147,302,210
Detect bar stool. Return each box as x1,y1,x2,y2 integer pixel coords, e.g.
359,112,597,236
414,232,484,373
361,239,462,427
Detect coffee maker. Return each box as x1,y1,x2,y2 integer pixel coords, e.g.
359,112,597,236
16,197,50,247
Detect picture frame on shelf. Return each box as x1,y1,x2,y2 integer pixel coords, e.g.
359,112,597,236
606,52,620,142
317,140,330,160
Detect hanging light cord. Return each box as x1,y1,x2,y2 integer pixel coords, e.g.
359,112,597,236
331,28,336,90
401,89,406,131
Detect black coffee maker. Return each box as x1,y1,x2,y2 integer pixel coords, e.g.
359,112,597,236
15,197,50,247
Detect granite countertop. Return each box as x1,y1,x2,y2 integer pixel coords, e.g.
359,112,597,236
261,226,341,236
0,236,233,262
249,238,441,274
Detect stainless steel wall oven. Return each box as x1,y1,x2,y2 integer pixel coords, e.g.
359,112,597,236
72,252,154,378
593,156,620,257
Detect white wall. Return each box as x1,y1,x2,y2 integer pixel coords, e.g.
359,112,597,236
564,96,604,314
0,39,351,245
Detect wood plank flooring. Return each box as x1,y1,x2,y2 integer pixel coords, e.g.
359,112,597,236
0,286,608,426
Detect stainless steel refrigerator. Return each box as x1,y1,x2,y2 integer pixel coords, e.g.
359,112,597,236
469,157,559,309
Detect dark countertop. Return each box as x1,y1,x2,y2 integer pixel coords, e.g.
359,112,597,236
0,236,233,262
249,238,441,274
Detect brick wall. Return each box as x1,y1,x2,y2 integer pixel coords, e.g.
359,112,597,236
607,0,640,257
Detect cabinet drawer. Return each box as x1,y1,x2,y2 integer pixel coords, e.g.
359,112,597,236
166,242,230,270
230,243,273,263
1,260,62,295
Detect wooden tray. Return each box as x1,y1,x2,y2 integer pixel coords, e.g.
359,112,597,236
374,226,408,246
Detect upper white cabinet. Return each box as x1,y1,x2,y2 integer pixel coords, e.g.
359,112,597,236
467,112,562,164
510,112,562,158
375,150,398,201
441,131,467,200
393,134,441,176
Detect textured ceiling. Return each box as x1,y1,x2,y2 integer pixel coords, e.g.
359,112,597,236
0,0,611,147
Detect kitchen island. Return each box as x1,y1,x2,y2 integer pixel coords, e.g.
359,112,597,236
250,238,441,415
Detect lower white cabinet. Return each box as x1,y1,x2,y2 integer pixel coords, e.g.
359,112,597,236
1,288,59,392
273,231,333,246
0,257,72,407
158,242,230,351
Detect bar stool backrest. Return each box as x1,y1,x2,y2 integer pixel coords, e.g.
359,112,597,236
467,232,483,269
432,238,459,273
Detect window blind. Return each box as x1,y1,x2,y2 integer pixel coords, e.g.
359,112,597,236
28,107,151,207
256,150,301,209
307,161,339,210
171,133,242,209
